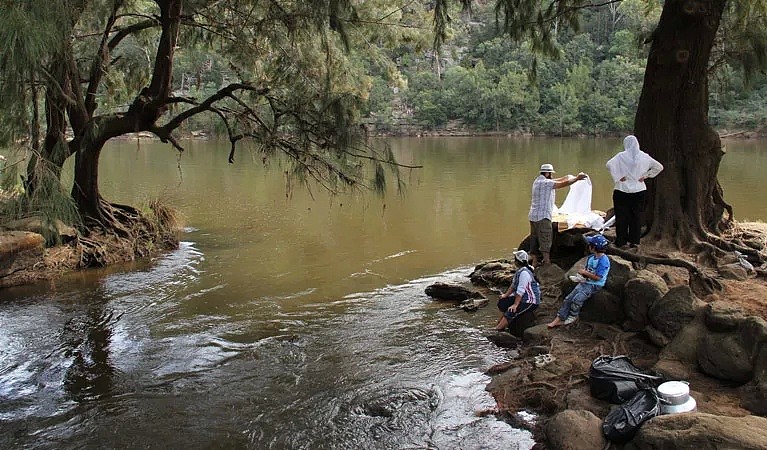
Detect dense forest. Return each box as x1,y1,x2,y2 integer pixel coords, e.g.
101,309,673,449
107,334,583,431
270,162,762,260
171,1,767,136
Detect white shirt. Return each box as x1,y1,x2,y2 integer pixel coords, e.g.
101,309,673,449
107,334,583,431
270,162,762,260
515,269,534,297
606,136,664,193
529,175,556,221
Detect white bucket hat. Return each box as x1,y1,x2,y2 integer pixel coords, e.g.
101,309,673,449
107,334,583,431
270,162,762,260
513,250,529,262
540,163,555,173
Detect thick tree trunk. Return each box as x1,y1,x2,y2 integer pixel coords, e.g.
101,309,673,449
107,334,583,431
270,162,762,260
71,116,135,228
634,0,729,249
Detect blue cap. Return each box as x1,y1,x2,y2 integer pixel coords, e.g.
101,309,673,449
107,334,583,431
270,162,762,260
585,234,609,251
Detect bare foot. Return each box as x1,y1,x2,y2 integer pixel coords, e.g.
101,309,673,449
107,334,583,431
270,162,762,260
547,317,563,329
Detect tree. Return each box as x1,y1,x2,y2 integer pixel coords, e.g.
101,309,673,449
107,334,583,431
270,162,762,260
0,0,416,249
435,0,767,261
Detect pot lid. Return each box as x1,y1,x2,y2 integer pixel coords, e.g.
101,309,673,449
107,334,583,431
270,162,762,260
658,381,690,397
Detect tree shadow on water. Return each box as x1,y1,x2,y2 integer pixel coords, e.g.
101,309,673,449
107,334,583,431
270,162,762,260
59,301,121,402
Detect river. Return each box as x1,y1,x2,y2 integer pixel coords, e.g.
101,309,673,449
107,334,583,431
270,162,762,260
1,137,765,448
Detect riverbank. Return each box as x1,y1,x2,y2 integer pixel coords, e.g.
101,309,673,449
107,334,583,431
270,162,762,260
0,203,181,289
467,222,767,448
105,127,767,141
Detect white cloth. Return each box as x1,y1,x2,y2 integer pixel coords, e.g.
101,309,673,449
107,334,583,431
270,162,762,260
528,175,556,222
559,176,592,215
606,135,664,193
557,176,605,230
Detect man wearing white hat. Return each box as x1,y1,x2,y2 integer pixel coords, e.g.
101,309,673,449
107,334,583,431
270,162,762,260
528,163,587,266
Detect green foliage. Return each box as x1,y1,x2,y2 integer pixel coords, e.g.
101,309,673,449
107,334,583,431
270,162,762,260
372,0,763,136
0,156,81,244
0,1,71,146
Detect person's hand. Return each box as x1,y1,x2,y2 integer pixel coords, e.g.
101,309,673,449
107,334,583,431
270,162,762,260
499,293,507,299
508,304,518,313
620,176,627,182
577,172,588,180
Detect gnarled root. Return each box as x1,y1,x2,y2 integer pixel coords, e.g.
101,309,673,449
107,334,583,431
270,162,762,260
606,245,723,296
77,200,179,268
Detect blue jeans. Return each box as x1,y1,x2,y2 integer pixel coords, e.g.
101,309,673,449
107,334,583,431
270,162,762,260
558,283,601,320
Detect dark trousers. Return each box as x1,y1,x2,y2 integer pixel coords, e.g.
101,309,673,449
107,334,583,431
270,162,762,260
613,189,646,247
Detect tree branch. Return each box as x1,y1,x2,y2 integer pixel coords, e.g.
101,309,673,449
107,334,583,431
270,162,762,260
159,83,269,132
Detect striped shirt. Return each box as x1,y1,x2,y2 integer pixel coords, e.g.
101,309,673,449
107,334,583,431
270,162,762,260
528,175,556,221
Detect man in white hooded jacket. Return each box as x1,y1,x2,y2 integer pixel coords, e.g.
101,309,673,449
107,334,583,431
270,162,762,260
605,135,664,250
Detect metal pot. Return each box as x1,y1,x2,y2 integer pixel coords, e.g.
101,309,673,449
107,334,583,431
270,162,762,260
658,381,696,414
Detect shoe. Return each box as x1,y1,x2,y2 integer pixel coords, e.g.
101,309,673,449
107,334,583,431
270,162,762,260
564,316,578,325
533,353,556,368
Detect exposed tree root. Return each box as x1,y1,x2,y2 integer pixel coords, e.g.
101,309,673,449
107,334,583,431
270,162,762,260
77,200,180,268
605,245,724,295
704,232,765,264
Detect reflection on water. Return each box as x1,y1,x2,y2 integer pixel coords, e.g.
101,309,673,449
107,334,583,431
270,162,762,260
1,137,765,448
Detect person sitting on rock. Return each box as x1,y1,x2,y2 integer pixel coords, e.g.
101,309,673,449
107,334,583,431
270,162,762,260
496,250,541,331
547,234,611,328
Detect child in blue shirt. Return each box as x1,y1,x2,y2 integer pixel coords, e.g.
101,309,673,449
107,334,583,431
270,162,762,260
547,233,611,328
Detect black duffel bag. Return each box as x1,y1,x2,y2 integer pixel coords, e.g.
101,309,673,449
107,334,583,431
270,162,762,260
602,388,662,443
589,355,663,404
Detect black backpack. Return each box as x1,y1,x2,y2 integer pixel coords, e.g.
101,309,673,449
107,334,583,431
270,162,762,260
589,355,664,404
602,388,662,443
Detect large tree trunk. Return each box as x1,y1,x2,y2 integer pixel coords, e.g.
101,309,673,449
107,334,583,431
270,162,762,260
634,0,729,249
71,115,136,230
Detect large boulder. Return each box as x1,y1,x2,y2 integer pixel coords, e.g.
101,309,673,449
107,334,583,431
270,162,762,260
649,286,697,340
659,316,707,364
545,410,606,450
704,301,749,332
740,380,767,415
536,263,566,287
580,289,625,325
625,413,767,450
622,270,669,331
698,332,754,384
696,315,767,385
523,323,553,345
738,316,767,362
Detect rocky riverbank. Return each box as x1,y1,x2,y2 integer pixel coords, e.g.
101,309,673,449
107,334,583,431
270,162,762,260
428,223,767,449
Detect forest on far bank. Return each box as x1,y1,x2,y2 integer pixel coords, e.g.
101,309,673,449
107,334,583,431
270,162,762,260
172,1,767,137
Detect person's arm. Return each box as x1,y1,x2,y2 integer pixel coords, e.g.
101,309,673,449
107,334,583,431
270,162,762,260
606,156,624,183
639,158,664,182
508,293,523,313
507,270,532,312
553,173,587,189
578,268,602,281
